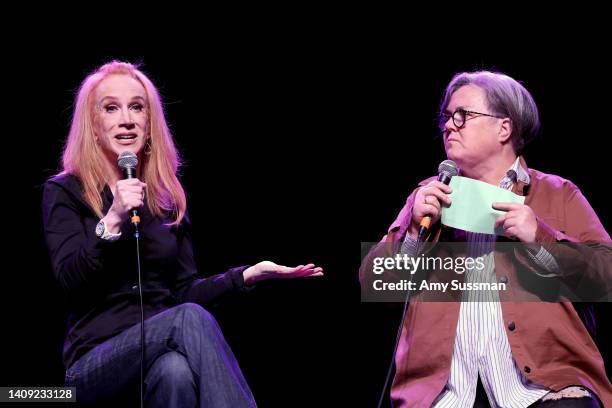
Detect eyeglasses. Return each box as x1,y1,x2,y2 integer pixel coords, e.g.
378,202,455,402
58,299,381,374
439,108,504,130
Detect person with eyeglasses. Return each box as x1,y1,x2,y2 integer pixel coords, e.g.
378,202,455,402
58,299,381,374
360,71,611,407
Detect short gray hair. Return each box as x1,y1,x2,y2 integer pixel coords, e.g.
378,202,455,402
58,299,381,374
440,71,540,154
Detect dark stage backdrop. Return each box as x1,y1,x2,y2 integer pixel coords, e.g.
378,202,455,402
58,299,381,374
3,15,610,407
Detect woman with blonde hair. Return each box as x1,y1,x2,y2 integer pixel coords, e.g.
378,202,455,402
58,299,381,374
43,60,322,407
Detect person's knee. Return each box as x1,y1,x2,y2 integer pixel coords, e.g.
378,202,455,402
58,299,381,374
148,351,194,385
177,302,218,332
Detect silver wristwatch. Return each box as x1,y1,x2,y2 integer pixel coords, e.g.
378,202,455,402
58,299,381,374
95,219,122,241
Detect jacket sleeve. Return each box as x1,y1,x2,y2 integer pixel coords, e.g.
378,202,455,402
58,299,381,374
42,179,115,297
516,181,612,299
359,186,429,302
359,177,440,289
172,214,251,305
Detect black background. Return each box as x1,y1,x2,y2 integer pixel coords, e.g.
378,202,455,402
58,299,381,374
2,11,611,407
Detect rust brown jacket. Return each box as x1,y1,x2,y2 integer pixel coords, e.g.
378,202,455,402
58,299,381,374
360,157,612,407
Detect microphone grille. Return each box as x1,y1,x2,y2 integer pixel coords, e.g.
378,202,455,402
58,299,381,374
117,151,138,170
438,159,459,177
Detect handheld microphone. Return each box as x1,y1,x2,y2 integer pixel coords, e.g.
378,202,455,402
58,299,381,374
118,151,146,408
117,151,141,227
417,159,459,242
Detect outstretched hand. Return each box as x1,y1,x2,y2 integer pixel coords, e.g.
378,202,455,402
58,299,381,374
243,261,324,286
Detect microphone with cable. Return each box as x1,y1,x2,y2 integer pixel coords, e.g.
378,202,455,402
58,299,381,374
118,150,146,408
117,151,141,227
417,159,459,242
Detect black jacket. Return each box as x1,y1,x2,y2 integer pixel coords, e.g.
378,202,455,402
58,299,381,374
42,173,247,369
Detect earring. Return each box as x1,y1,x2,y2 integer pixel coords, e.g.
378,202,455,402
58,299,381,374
144,139,152,155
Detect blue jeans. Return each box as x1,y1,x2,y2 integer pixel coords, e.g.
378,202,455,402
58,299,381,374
65,303,257,407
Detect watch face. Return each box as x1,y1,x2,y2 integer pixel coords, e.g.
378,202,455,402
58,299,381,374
96,221,105,237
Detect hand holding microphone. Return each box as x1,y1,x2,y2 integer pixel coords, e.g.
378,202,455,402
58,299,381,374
102,152,146,233
409,160,458,241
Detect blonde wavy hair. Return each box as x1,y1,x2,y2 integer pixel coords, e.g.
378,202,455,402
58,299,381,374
60,60,186,226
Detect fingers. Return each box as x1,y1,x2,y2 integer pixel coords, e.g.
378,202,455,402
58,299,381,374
411,182,452,230
291,264,317,274
414,184,451,220
280,264,324,278
493,203,528,230
495,215,517,230
494,213,507,228
292,266,324,278
298,265,323,275
113,179,147,215
117,178,146,188
423,196,442,212
311,272,324,277
278,265,300,274
495,214,519,239
504,227,518,239
428,181,452,194
116,180,146,194
120,191,145,209
492,202,521,211
422,185,452,206
421,204,440,220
